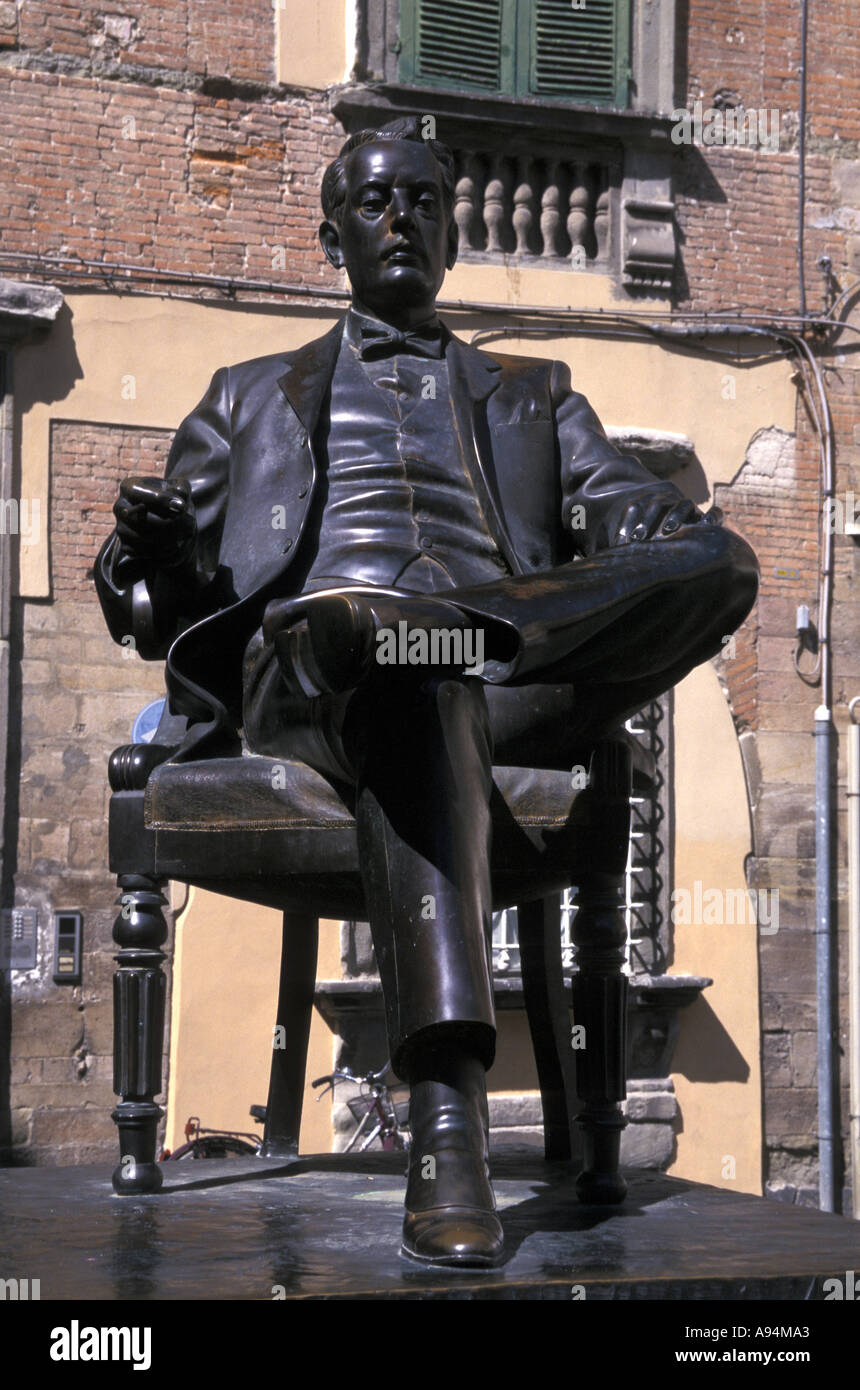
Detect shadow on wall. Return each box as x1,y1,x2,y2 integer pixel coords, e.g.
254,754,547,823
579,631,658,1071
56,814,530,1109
14,301,83,417
672,995,751,1084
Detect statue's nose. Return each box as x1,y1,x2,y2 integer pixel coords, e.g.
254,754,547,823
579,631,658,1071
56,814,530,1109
390,192,417,229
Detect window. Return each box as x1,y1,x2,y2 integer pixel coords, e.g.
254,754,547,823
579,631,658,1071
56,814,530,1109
398,0,631,109
492,699,672,980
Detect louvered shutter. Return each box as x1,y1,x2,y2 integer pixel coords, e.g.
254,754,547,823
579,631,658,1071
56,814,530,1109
399,0,630,109
527,0,630,106
398,0,513,94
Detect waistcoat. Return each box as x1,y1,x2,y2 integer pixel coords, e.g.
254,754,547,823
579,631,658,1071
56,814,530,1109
303,318,509,593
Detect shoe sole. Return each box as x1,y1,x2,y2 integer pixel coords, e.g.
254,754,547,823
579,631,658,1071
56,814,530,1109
399,1243,503,1271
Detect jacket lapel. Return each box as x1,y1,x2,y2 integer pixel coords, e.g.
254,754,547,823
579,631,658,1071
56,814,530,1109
277,317,346,436
445,334,523,575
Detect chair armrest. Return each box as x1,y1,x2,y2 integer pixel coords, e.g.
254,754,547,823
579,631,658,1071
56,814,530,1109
109,743,178,792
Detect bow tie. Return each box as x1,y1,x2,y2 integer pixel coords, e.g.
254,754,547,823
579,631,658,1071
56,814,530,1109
356,320,445,361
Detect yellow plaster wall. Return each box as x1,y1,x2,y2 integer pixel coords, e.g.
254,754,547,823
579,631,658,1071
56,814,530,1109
669,663,764,1194
441,263,796,492
276,0,351,89
165,889,340,1153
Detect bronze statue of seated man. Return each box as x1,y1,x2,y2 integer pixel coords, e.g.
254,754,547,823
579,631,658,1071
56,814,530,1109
95,118,759,1269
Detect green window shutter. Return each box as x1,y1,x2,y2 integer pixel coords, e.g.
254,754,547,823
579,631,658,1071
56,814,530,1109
399,0,517,95
399,0,630,109
527,0,630,107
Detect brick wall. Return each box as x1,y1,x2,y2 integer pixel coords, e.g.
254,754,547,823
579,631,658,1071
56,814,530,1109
12,0,277,82
1,68,342,285
9,423,170,1164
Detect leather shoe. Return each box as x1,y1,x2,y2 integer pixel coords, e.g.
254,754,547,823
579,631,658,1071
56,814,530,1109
401,1052,504,1269
402,1207,504,1268
270,591,476,699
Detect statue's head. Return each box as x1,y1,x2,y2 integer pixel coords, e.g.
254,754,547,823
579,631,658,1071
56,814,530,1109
320,117,458,325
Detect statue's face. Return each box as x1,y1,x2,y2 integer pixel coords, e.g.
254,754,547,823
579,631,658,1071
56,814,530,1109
320,139,457,323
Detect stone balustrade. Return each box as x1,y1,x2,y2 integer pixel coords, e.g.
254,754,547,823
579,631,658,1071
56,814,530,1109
450,147,611,267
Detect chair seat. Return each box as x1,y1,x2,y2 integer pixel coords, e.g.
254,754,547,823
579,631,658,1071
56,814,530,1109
145,754,584,832
108,734,651,917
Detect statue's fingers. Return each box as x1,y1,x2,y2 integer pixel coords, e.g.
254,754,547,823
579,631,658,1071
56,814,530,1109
633,496,673,540
165,476,192,504
113,494,145,526
613,501,643,545
118,475,164,504
659,499,701,535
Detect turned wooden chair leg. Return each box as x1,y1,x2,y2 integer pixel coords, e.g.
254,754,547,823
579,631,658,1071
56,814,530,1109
519,895,578,1161
572,740,633,1205
261,912,319,1159
111,871,169,1195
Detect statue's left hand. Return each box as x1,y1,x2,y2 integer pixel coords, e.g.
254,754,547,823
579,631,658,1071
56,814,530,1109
613,495,723,545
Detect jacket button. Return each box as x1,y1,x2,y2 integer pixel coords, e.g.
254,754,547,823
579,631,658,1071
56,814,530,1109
282,539,293,553
299,432,309,448
298,485,308,498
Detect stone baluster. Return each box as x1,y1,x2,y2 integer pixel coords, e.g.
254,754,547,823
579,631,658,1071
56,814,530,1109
512,156,535,257
540,160,563,258
567,162,590,266
454,153,478,254
483,153,507,255
594,175,611,262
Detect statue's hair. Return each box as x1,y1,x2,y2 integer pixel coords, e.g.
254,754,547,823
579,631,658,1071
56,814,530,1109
321,117,456,226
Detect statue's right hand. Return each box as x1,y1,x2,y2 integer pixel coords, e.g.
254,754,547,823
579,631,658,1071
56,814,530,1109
113,476,197,567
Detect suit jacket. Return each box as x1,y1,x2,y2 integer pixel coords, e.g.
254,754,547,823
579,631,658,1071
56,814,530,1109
95,315,687,757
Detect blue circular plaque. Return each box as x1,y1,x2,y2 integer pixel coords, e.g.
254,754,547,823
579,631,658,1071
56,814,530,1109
131,698,166,745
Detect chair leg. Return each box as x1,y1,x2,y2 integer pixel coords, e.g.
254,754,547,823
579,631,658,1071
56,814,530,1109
261,912,319,1159
572,740,632,1205
111,872,169,1194
519,895,578,1161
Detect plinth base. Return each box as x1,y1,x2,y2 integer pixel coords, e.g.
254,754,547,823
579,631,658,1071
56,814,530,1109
1,1155,857,1300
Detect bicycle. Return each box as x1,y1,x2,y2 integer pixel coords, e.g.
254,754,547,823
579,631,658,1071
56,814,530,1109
160,1105,266,1160
312,1063,410,1152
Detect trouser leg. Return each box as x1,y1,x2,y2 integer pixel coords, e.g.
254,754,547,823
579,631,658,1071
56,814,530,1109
448,524,759,689
341,673,497,1079
445,523,759,762
341,674,503,1265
